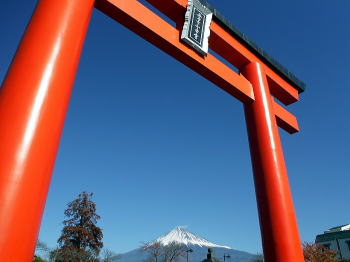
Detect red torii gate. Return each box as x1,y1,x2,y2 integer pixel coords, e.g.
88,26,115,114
0,0,306,261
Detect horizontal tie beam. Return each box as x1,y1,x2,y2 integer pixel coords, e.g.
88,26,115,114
272,98,299,134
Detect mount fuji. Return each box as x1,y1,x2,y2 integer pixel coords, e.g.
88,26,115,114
115,227,257,262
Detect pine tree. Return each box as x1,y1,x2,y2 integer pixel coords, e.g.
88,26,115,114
53,192,103,261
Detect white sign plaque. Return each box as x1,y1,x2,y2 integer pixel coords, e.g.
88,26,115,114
181,0,213,56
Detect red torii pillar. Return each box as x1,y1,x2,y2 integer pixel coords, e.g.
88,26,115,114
0,0,94,260
242,62,304,262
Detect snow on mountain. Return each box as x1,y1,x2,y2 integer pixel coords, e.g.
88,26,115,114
151,226,231,249
116,226,257,262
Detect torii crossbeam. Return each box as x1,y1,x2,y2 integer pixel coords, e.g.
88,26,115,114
0,0,306,261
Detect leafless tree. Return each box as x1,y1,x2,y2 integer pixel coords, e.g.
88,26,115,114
101,248,121,262
142,241,186,262
36,240,50,252
35,240,51,261
142,241,163,262
162,242,186,262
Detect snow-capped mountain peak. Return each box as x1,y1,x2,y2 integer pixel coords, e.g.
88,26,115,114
151,226,231,249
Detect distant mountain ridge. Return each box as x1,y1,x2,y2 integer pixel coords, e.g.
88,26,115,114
115,226,257,262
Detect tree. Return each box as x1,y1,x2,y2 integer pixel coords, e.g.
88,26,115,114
142,241,187,262
303,242,340,262
52,192,103,262
162,242,187,262
36,240,50,253
101,249,121,262
34,240,50,261
50,247,98,262
33,255,48,262
143,241,163,262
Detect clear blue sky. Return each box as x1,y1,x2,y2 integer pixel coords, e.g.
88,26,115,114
1,0,349,256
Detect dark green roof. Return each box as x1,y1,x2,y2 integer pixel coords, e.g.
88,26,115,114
316,230,350,242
